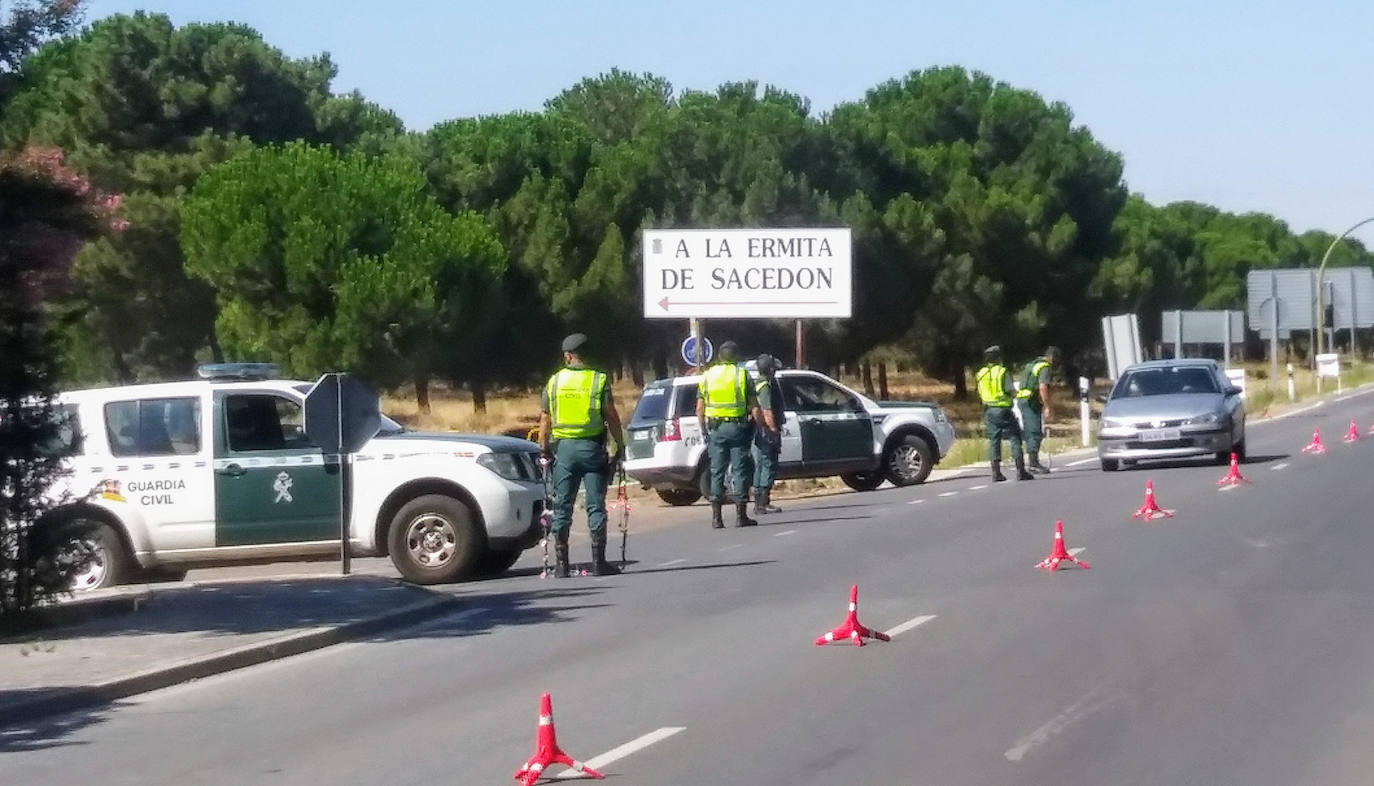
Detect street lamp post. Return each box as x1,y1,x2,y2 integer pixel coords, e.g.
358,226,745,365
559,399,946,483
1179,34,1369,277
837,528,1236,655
1315,216,1374,360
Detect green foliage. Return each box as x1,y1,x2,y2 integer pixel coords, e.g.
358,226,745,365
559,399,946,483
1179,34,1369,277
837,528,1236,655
181,142,505,406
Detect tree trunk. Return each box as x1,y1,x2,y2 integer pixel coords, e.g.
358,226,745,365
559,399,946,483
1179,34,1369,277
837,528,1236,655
878,362,889,400
112,350,134,385
652,345,669,381
414,373,431,414
952,365,969,400
862,361,875,397
630,357,644,387
472,380,488,414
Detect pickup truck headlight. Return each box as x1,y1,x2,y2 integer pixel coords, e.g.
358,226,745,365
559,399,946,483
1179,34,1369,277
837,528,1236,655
476,452,523,481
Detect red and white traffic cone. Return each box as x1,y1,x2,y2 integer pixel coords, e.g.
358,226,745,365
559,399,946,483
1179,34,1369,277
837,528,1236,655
513,693,604,785
1130,479,1174,519
1216,452,1251,488
1035,519,1090,571
1344,419,1360,443
1302,427,1327,454
814,584,890,647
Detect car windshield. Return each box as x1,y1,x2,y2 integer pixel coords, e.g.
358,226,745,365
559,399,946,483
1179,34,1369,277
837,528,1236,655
630,382,673,426
290,383,406,435
1113,366,1219,399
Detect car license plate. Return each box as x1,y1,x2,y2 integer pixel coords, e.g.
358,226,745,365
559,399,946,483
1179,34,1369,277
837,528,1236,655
1139,428,1181,442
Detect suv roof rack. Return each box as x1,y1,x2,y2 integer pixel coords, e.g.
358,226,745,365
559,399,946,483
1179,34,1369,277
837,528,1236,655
196,363,280,382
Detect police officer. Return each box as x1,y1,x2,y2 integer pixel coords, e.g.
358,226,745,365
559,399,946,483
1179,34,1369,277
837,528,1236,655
751,353,786,515
1016,346,1061,474
695,340,763,528
975,345,1033,482
538,333,625,577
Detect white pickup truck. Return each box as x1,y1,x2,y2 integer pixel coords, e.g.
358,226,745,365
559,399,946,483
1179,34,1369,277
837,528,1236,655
38,365,544,589
624,368,957,505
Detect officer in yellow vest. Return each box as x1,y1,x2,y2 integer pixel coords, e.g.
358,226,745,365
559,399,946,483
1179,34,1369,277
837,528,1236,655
975,345,1033,482
695,340,763,528
538,333,625,577
1015,346,1061,474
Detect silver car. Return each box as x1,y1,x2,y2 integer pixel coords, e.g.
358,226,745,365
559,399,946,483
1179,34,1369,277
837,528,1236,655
1097,359,1246,472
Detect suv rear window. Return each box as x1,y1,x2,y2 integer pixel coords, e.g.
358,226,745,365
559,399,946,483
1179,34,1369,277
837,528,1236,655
105,397,201,457
630,383,673,426
674,384,699,419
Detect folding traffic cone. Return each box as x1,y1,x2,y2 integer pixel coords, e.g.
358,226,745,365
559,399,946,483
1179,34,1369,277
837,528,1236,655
1130,479,1174,519
1344,419,1361,443
513,693,604,785
814,584,890,647
1301,427,1327,454
1035,519,1090,571
1216,452,1251,488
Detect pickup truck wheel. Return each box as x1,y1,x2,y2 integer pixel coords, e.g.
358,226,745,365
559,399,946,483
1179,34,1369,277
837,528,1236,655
473,546,523,578
840,472,885,492
49,520,132,592
883,434,935,486
1101,458,1120,472
656,488,702,506
388,494,482,584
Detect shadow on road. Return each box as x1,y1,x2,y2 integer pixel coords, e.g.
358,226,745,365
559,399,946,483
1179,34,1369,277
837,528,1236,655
0,690,118,753
614,559,775,577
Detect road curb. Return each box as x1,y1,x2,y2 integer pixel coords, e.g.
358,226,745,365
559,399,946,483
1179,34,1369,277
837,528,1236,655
1,593,465,726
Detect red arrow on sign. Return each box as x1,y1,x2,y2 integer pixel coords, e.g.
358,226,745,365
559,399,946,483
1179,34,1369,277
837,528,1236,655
658,297,839,311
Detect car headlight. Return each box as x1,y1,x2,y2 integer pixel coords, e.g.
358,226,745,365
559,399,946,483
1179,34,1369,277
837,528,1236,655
1098,416,1135,437
476,452,523,481
1100,417,1131,429
1185,413,1221,426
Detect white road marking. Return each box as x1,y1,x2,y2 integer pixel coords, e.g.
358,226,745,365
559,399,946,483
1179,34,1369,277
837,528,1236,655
1066,457,1098,467
968,484,989,491
773,529,798,537
1271,462,1289,471
883,614,937,638
556,726,687,779
717,543,744,551
907,498,926,505
938,491,958,498
1068,547,1086,557
656,558,686,568
1005,692,1117,762
1218,483,1238,492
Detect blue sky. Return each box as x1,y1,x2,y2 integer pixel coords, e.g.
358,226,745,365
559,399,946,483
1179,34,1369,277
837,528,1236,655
83,0,1374,236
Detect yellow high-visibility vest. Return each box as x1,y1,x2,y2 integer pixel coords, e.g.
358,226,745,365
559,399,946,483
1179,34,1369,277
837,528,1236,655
1016,359,1051,400
700,364,749,418
546,367,607,439
976,364,1012,408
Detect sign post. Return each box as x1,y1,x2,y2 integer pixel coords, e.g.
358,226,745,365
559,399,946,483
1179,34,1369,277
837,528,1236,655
304,373,382,576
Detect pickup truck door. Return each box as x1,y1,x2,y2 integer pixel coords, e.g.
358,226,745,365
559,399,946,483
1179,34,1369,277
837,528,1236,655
213,391,341,546
779,375,874,469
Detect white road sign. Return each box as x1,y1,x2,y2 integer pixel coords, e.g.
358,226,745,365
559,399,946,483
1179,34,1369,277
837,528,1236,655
642,227,852,319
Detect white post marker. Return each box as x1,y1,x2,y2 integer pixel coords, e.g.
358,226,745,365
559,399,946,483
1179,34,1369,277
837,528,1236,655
1078,376,1091,448
1287,362,1296,402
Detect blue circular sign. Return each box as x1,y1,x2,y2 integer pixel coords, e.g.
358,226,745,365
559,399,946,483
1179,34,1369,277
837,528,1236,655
681,335,714,367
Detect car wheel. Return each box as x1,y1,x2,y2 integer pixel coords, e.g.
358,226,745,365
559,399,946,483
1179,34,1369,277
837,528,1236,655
387,494,482,584
1233,437,1247,462
883,434,935,487
841,472,885,491
473,546,523,578
1100,458,1119,472
656,487,702,506
49,519,133,592
697,467,740,503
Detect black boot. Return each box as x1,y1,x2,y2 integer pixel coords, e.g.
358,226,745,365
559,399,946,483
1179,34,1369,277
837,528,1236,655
591,533,620,576
1014,452,1035,481
991,460,1007,482
553,532,570,578
735,501,758,527
754,488,781,515
710,501,725,529
1028,451,1050,474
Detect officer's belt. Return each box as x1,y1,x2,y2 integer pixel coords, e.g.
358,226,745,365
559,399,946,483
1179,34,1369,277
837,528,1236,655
707,416,749,425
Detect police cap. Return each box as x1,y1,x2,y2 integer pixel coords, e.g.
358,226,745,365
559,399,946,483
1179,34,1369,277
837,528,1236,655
561,333,589,354
1045,345,1062,362
983,344,1002,360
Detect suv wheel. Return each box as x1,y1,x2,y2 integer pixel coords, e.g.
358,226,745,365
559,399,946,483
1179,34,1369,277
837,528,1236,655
840,472,885,492
656,488,702,506
388,494,482,584
883,434,935,486
697,468,741,503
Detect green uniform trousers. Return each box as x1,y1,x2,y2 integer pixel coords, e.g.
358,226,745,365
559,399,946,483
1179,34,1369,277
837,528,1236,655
984,405,1024,462
752,426,780,493
550,438,608,536
1017,401,1044,456
708,420,753,502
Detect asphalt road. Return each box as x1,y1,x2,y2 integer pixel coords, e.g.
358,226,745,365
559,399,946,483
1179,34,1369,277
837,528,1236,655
5,390,1374,785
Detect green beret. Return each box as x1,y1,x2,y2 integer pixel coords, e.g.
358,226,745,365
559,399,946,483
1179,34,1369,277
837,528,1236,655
561,333,588,353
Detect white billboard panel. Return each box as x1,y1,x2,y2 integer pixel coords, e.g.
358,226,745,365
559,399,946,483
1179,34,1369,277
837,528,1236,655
642,227,852,319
